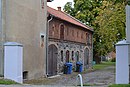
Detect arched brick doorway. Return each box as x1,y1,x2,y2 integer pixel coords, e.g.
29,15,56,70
48,44,58,76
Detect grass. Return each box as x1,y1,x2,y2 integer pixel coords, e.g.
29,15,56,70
0,79,18,85
109,84,130,87
93,61,115,70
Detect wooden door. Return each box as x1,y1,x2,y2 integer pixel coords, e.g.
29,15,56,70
48,44,58,76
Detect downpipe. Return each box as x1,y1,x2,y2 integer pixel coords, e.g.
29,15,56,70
46,14,53,76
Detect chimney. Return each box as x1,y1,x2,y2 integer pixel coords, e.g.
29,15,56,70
57,7,61,11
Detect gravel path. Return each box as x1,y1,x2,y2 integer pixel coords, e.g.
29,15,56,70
25,65,115,87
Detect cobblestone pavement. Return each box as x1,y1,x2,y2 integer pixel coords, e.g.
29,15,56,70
24,65,115,87
0,65,115,87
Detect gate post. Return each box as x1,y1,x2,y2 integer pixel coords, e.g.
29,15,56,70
116,40,130,84
4,42,23,83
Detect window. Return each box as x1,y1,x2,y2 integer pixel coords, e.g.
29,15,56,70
52,24,55,35
81,32,83,39
75,51,79,62
77,31,79,37
66,50,70,62
23,71,28,80
86,33,91,45
60,25,64,39
41,0,44,8
67,27,69,35
72,51,74,61
61,50,63,62
72,30,74,36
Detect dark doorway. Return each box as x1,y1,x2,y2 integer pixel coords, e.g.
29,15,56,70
48,44,58,76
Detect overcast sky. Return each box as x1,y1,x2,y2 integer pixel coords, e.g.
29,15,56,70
47,0,73,10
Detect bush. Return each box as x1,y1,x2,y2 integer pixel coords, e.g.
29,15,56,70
111,58,116,62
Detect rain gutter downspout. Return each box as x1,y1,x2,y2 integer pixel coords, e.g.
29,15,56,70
46,14,53,76
0,0,4,76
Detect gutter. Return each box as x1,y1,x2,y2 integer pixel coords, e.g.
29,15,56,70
46,14,53,76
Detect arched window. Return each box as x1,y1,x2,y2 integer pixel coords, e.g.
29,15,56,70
81,32,83,39
72,51,74,61
52,24,55,36
66,50,70,62
60,25,64,39
61,50,63,62
75,51,79,62
86,33,90,45
72,30,74,36
84,48,89,68
77,31,79,37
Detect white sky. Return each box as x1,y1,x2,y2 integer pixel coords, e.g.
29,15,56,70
47,0,73,10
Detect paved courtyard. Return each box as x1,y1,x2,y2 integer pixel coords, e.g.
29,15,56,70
0,65,115,87
24,65,115,87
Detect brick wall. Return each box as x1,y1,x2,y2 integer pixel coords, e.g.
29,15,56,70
49,17,92,45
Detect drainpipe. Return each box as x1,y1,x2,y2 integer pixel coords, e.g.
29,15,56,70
46,14,53,76
0,0,4,76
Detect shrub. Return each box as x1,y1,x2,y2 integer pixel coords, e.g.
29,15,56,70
111,58,116,62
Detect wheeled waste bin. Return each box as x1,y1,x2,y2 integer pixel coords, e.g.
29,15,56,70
64,63,72,74
76,62,83,72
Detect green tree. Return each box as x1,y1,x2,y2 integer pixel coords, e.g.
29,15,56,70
94,0,126,56
64,0,126,63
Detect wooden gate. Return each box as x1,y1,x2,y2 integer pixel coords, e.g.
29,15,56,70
84,48,89,69
48,44,58,76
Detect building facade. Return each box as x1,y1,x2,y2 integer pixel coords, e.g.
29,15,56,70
47,7,93,76
0,0,48,80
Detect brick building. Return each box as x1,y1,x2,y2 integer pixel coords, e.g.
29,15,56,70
47,6,93,76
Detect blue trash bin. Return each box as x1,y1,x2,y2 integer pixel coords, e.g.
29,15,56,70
76,62,83,72
64,63,72,74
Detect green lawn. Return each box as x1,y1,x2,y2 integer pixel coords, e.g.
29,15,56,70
93,62,115,70
0,79,18,85
109,84,130,87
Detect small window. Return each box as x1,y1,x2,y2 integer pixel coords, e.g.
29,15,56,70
81,32,83,39
52,25,55,35
86,33,91,45
23,71,28,80
66,50,70,62
77,31,79,37
72,51,74,61
61,50,63,62
60,25,64,39
75,51,79,62
41,0,44,8
72,30,74,36
67,27,69,35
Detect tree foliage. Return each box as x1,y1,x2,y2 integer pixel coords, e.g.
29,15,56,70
64,0,126,62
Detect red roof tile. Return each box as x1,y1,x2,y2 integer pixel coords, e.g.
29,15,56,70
47,6,93,32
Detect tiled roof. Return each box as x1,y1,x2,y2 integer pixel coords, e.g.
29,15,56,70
47,6,93,32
